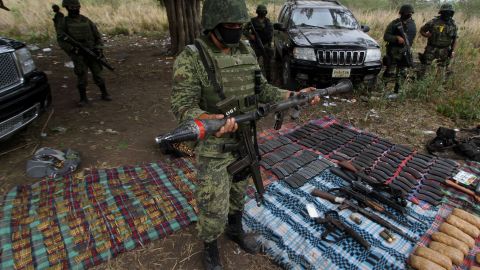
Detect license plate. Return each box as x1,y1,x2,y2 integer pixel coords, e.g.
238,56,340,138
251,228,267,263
332,68,351,78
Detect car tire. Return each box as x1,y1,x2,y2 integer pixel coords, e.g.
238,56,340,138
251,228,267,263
282,56,296,90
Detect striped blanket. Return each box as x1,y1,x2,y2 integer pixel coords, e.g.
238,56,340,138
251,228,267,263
244,170,437,270
0,159,198,269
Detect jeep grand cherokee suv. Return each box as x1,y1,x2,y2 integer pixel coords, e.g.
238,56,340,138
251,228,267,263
0,37,51,140
274,0,382,88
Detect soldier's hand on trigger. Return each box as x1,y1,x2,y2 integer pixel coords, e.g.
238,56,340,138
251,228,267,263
70,47,80,55
396,36,405,44
198,113,238,137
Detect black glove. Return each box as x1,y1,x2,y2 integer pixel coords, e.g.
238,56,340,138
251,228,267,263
93,48,104,58
70,47,80,55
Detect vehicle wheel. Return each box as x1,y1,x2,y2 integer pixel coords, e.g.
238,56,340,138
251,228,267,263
282,56,296,90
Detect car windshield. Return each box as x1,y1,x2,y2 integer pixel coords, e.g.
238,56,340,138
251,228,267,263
291,8,359,30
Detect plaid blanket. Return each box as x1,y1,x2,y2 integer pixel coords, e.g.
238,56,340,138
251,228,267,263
244,170,437,270
247,118,480,269
0,159,198,269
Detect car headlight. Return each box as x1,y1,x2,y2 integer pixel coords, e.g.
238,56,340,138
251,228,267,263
15,47,36,74
293,47,316,61
364,48,381,63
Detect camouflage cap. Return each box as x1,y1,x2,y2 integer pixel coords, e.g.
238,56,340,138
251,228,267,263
439,3,454,12
62,0,80,7
256,4,268,13
201,0,249,31
399,4,414,14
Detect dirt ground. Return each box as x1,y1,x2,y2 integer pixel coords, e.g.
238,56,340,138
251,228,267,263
0,35,465,269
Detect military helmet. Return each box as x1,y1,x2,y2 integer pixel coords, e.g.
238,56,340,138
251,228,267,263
62,0,80,7
399,4,414,14
439,3,454,12
201,0,249,31
256,4,268,13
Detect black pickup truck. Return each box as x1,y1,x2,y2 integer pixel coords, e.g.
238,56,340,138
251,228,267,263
0,37,51,140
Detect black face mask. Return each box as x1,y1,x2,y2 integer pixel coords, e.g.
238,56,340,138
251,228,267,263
440,11,454,21
257,11,267,18
67,7,80,16
400,14,412,21
214,25,243,48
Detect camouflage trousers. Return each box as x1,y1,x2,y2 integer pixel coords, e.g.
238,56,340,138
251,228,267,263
383,51,409,93
419,45,452,79
70,53,105,90
195,154,249,242
252,45,274,82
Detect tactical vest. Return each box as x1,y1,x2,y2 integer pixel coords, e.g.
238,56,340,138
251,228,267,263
429,18,456,48
65,16,95,48
194,37,259,115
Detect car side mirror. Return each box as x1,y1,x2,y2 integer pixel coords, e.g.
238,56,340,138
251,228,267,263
274,23,286,31
361,25,370,33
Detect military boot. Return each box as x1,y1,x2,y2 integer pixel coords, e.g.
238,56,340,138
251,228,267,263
226,211,261,254
77,86,89,107
203,240,222,270
99,85,112,101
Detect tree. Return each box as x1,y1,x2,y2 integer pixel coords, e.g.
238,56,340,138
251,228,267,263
161,0,202,55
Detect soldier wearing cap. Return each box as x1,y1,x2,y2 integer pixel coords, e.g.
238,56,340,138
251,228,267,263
244,4,274,82
382,4,416,94
170,0,319,268
419,3,458,78
56,0,111,107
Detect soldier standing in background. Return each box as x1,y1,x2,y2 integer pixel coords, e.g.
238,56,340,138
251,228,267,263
419,3,458,80
382,4,416,94
244,4,274,82
170,0,319,268
52,4,64,33
56,0,112,107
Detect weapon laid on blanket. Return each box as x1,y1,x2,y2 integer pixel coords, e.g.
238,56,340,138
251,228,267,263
58,32,115,71
332,165,427,225
311,189,417,242
329,187,408,227
156,80,353,204
305,203,371,249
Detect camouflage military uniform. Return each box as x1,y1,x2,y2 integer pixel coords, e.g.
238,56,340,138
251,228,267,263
171,36,287,242
419,4,458,78
420,18,457,67
56,0,110,105
244,5,274,81
383,5,416,93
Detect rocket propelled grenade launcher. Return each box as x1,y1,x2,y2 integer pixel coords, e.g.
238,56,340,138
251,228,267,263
155,79,353,145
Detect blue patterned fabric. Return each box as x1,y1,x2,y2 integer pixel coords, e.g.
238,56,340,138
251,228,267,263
243,170,438,270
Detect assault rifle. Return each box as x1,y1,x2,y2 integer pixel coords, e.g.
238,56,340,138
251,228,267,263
311,189,417,242
156,80,353,204
249,21,267,58
396,22,413,67
305,204,370,249
58,32,115,71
